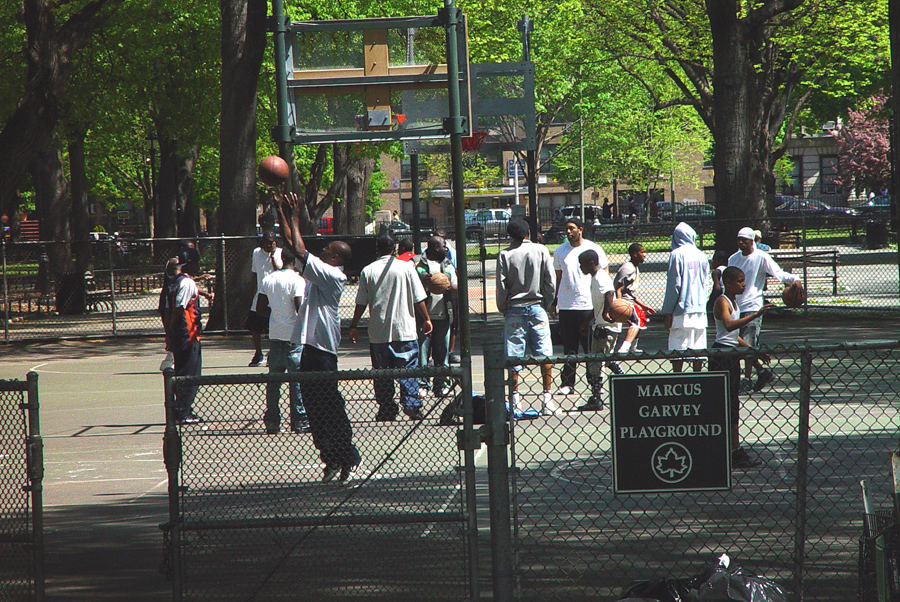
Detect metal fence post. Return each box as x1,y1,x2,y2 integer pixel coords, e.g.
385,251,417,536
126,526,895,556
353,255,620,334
3,236,9,342
162,368,183,600
458,357,481,602
26,370,44,601
108,237,118,336
792,348,812,602
219,235,228,333
483,342,514,602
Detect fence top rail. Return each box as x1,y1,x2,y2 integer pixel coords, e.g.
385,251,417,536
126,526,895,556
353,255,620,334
0,379,30,392
502,340,900,368
172,365,463,387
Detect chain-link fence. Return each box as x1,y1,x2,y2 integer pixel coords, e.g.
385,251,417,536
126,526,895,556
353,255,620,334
0,372,44,601
541,215,898,316
0,235,488,342
485,342,900,602
161,364,479,601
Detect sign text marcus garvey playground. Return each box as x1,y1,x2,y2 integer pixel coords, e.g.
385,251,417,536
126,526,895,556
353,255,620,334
611,374,731,494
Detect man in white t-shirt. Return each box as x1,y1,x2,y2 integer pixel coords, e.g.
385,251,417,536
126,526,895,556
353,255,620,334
659,222,710,372
258,246,307,434
577,249,621,411
724,227,802,391
350,235,433,422
550,217,608,396
247,231,283,367
276,191,361,485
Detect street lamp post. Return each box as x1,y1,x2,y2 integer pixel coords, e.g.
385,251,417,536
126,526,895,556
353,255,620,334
146,133,158,239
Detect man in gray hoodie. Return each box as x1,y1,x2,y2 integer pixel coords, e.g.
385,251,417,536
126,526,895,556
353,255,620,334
659,222,710,372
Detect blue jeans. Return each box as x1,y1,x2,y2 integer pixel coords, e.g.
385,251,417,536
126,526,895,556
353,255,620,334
371,340,420,415
265,340,306,428
504,304,554,359
419,318,450,390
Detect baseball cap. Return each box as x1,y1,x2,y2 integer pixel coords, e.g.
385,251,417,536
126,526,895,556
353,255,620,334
737,227,755,240
175,247,200,267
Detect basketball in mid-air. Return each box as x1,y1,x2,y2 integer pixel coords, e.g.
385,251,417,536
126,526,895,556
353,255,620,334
426,272,451,295
258,155,289,187
607,299,634,323
782,283,806,308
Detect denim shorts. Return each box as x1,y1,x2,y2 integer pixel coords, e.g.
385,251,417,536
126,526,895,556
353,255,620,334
504,304,554,359
739,312,763,346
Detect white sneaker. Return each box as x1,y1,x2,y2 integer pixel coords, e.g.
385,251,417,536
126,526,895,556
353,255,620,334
541,393,563,417
159,351,175,371
556,386,572,396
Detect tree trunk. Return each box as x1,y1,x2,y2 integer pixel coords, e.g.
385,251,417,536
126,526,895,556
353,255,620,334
155,137,179,239
346,155,373,235
67,129,92,272
177,146,200,238
331,144,350,234
0,0,123,217
210,0,267,331
31,134,71,291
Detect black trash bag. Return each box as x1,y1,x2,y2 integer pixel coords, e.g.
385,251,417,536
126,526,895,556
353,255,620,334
619,574,706,602
439,393,486,426
696,565,788,602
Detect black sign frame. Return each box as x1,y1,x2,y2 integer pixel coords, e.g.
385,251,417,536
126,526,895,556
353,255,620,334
610,372,732,494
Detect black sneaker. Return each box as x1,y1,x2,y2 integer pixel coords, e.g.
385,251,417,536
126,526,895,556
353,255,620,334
179,413,202,425
577,397,603,411
374,411,398,422
290,420,311,434
403,406,426,421
248,352,264,367
608,362,625,375
754,368,775,392
338,465,354,484
265,421,280,434
448,353,460,364
322,465,340,483
731,447,761,469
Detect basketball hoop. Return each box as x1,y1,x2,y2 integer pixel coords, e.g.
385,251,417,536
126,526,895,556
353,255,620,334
461,131,487,153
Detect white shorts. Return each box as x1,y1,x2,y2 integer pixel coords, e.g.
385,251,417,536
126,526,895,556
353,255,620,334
668,327,707,351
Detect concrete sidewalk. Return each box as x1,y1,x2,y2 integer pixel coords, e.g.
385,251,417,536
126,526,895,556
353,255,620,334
0,313,895,600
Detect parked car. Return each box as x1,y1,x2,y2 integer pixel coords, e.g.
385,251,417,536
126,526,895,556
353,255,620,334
553,205,605,224
387,220,413,236
856,194,892,219
773,198,855,229
772,195,796,208
673,204,717,225
655,201,686,220
474,209,510,237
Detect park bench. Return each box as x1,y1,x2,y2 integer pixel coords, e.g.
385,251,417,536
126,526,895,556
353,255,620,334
766,248,840,296
84,272,113,312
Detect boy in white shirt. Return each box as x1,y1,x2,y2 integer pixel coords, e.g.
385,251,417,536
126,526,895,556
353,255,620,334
576,249,621,411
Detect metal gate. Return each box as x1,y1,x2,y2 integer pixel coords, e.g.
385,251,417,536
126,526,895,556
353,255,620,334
0,372,44,601
162,365,479,601
485,342,900,602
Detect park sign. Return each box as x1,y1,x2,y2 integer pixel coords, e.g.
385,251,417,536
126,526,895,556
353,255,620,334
610,373,731,494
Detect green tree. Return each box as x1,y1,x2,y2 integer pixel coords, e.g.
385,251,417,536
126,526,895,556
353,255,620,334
589,0,889,250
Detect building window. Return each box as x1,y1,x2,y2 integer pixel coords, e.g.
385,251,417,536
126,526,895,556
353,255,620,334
539,146,556,175
400,156,428,180
820,155,839,194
